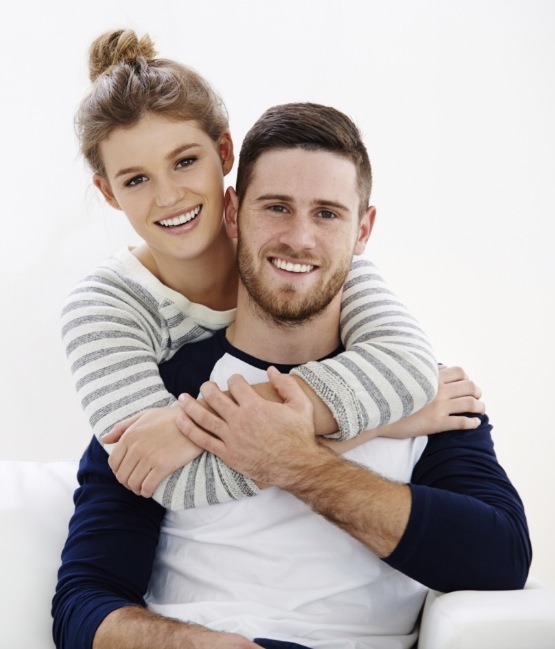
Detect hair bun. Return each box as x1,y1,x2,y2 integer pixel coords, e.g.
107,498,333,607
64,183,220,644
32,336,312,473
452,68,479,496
88,29,157,82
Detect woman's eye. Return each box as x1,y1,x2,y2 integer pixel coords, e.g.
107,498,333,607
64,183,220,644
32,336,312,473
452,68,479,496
176,157,196,169
125,175,147,188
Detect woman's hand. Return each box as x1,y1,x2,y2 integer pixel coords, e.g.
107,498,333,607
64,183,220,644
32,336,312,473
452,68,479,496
322,365,485,454
378,364,485,438
101,405,203,497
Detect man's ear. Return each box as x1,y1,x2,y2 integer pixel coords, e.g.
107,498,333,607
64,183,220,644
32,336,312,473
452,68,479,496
93,174,121,210
354,206,377,255
218,132,235,176
224,186,239,239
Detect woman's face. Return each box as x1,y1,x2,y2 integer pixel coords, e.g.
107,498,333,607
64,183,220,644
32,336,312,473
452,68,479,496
94,114,234,265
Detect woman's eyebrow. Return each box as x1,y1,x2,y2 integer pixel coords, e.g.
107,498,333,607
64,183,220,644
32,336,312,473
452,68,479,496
114,144,200,179
165,143,199,161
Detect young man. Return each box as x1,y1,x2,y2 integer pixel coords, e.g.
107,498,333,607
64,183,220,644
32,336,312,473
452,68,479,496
53,104,530,649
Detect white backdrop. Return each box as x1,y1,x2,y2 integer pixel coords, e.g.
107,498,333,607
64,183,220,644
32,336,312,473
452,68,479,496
1,0,553,588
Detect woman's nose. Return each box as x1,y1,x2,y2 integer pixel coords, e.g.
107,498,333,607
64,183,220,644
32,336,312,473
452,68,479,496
155,178,184,208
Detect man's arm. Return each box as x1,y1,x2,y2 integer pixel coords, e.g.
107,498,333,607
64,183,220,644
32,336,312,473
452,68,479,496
52,437,258,649
386,419,531,592
52,437,165,649
177,368,411,557
178,368,531,591
93,607,259,649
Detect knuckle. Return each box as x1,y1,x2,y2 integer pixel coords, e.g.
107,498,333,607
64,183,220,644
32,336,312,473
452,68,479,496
451,366,466,379
461,396,477,411
141,480,154,498
466,380,480,396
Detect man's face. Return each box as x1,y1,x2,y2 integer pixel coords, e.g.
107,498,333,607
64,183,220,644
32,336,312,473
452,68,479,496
226,148,374,325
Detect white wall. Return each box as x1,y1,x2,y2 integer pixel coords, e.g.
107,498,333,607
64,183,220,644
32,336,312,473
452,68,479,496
1,0,553,588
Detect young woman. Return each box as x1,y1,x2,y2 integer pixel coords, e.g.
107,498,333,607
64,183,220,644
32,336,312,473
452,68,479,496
62,29,442,510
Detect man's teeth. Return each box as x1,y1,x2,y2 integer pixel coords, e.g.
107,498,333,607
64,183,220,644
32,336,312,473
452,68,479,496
272,258,314,273
159,206,201,227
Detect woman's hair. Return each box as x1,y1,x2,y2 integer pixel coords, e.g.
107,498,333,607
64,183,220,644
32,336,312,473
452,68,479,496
76,29,229,176
235,103,372,218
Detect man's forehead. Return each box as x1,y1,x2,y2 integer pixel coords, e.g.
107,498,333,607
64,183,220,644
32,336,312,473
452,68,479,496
248,148,358,199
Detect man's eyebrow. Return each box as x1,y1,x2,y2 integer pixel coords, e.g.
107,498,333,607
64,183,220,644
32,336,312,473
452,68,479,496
114,143,199,179
253,193,294,203
254,193,349,211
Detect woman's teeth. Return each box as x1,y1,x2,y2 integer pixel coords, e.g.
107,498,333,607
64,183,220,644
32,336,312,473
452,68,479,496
159,206,201,227
272,258,314,273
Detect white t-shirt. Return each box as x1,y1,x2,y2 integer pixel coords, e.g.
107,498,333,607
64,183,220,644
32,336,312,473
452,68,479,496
146,347,428,648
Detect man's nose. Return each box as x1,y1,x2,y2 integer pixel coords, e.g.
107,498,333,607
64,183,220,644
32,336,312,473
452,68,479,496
278,216,316,251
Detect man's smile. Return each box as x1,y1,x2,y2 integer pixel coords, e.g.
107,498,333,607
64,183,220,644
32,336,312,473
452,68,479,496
269,257,317,274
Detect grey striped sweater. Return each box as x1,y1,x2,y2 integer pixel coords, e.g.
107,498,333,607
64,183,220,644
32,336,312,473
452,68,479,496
61,248,438,509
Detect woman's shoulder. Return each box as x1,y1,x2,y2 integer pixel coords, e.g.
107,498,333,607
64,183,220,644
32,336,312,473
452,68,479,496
63,247,175,307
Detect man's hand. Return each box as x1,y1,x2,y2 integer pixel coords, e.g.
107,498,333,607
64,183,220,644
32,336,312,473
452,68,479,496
178,367,411,557
101,406,203,497
177,366,319,487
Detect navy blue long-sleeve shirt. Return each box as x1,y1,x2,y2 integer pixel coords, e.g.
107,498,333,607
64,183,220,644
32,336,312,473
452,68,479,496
52,331,531,648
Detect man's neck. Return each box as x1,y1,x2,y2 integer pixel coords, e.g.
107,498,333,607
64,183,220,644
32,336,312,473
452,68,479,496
227,286,342,366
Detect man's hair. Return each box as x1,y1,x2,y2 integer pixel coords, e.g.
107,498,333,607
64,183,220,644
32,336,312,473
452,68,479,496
235,103,372,217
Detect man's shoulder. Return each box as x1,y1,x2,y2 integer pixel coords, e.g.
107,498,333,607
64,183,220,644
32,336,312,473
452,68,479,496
159,329,229,397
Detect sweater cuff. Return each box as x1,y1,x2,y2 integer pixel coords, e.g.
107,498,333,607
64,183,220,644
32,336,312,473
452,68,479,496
290,363,366,441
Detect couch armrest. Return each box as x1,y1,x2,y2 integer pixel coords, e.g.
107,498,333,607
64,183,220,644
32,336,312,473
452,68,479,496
0,460,78,649
417,577,555,649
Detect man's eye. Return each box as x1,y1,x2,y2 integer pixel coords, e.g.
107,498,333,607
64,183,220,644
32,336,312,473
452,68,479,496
125,175,147,188
176,157,196,169
269,205,287,213
319,210,336,219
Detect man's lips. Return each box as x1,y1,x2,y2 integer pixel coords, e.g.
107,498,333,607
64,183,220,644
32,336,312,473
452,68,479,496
157,205,201,227
270,257,316,274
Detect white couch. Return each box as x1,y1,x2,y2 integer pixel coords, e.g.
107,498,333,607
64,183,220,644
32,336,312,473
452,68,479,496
2,459,555,649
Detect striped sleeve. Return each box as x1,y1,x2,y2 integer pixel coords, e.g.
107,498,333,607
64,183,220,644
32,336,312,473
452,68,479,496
61,273,179,440
62,253,437,510
61,252,235,441
60,257,255,511
291,257,438,440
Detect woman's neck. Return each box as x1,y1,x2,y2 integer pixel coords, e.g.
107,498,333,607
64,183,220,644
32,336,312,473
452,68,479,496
134,235,239,311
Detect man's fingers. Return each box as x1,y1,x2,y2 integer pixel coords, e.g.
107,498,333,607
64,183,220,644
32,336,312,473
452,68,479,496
179,393,229,438
267,366,312,412
177,414,224,455
226,374,262,406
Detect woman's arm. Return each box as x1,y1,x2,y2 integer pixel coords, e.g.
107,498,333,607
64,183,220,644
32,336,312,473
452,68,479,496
64,252,438,510
291,256,438,440
320,364,485,454
60,253,256,507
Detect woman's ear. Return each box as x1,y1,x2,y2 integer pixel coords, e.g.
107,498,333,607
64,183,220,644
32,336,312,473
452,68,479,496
218,132,235,176
93,174,121,210
224,186,239,239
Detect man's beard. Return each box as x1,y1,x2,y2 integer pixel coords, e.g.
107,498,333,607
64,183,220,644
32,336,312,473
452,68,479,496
237,240,350,327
